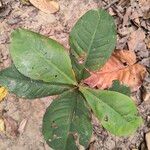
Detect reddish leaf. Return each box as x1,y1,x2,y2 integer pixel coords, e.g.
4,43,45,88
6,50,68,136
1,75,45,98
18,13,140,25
84,50,147,91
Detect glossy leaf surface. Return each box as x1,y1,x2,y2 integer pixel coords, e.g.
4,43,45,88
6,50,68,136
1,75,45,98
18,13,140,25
80,87,142,136
0,66,71,99
10,28,77,85
70,9,116,74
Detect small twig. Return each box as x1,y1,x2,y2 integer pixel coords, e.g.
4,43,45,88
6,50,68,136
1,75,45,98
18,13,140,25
112,5,124,19
104,0,119,9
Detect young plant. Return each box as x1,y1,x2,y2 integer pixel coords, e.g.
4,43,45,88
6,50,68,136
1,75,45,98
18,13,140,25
0,9,142,149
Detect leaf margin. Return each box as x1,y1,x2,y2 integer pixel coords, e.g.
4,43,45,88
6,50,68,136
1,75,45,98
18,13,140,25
79,86,143,136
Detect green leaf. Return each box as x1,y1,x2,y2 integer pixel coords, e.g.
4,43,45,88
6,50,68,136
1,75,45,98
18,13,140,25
80,87,142,136
69,9,116,74
42,90,92,150
109,80,131,96
10,28,77,85
70,54,90,82
0,65,72,99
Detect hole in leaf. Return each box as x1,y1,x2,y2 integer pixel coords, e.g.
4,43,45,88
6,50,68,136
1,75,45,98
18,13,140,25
55,75,58,78
128,24,132,27
104,115,108,122
51,121,58,128
123,62,127,66
53,134,57,139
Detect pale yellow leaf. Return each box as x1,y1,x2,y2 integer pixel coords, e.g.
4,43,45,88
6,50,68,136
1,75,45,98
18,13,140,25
0,87,8,102
29,0,59,14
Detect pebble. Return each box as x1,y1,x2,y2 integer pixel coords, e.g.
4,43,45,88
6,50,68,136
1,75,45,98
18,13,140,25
0,1,2,7
142,87,150,102
146,131,150,150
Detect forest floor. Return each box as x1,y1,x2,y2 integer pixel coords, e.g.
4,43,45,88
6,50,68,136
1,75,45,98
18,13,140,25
0,0,150,150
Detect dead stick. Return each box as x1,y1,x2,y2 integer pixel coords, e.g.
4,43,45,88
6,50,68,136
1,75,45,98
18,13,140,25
104,0,119,9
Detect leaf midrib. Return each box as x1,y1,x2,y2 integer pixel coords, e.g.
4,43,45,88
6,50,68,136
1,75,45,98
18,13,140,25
63,91,78,150
84,10,101,67
1,75,73,88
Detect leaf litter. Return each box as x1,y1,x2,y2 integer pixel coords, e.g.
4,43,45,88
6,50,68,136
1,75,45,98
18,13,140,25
0,0,149,149
3,115,19,137
84,50,147,91
128,28,145,51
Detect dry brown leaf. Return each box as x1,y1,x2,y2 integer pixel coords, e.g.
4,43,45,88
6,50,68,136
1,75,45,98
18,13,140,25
139,0,150,15
143,10,150,19
0,87,8,102
3,116,19,137
84,50,147,91
146,38,150,49
128,28,145,51
29,0,59,14
123,7,132,27
130,10,140,26
118,0,130,6
146,131,150,150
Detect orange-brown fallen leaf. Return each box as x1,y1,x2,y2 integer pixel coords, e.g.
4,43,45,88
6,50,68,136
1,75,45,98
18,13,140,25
29,0,59,14
0,87,8,102
3,116,19,137
84,50,147,91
